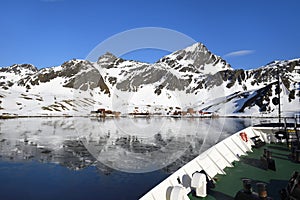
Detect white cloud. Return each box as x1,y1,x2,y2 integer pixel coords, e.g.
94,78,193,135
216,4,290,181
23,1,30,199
223,50,255,58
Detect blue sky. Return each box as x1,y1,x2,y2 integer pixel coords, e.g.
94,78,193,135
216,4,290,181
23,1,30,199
0,0,299,70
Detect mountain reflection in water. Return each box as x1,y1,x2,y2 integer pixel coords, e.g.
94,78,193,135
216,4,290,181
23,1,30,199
0,117,254,200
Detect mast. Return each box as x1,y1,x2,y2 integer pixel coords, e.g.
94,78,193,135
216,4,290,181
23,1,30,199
277,67,281,123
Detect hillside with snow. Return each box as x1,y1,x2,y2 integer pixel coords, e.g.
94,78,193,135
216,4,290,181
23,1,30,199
0,42,299,117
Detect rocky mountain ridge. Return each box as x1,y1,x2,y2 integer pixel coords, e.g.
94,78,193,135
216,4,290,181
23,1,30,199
0,42,299,116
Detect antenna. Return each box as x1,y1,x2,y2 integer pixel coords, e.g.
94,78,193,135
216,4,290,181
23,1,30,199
277,66,281,123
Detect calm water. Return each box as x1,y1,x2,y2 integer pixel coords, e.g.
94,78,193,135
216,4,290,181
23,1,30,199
0,117,266,200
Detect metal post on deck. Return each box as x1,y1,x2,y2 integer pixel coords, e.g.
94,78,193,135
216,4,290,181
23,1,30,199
295,116,300,145
284,118,289,148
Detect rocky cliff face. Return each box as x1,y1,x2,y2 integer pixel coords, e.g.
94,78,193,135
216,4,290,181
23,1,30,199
0,42,299,116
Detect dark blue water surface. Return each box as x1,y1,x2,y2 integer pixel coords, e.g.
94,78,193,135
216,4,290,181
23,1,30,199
0,161,166,200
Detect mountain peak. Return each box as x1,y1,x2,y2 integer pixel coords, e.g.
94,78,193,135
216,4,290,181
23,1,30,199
97,52,117,62
182,42,207,53
97,52,120,68
0,64,38,74
158,42,231,74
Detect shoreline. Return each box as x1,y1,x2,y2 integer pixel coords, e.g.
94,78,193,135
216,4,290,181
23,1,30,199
0,114,296,120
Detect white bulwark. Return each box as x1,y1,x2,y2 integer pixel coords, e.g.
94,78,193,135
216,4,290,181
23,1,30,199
139,126,271,200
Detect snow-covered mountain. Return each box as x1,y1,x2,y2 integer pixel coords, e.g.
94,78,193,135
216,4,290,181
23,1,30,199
0,42,299,117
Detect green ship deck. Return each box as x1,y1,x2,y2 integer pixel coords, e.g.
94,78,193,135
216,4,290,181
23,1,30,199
188,143,299,200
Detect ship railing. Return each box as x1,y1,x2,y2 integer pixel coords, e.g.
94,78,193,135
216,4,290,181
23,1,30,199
139,127,265,200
